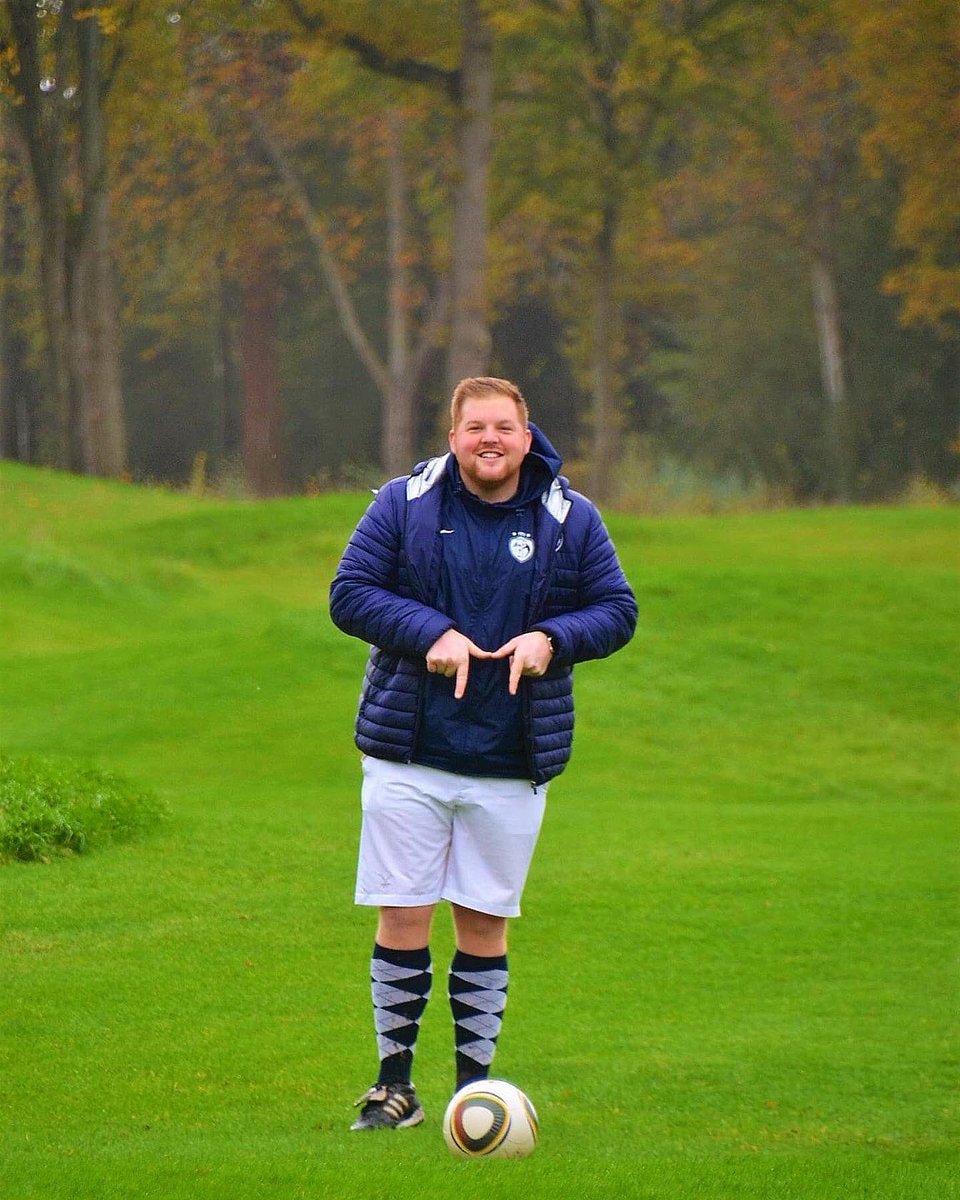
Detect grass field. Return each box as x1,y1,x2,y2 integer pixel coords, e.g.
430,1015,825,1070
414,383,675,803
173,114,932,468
1,461,957,1200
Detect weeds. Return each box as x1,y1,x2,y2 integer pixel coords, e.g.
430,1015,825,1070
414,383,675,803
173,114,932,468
0,753,168,863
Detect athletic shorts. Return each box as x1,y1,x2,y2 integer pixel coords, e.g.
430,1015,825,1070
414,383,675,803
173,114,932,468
355,756,548,919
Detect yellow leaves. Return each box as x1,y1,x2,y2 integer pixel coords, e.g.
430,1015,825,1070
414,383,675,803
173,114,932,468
487,2,565,40
487,11,534,39
0,44,21,104
835,0,960,326
883,263,960,336
0,44,19,76
75,7,121,37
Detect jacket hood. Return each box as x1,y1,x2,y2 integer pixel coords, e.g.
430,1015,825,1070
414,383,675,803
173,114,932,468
527,422,563,484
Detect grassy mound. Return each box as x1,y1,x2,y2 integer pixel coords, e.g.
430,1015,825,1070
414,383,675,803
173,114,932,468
0,753,167,863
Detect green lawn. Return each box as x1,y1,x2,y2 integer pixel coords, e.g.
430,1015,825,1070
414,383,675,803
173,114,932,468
1,462,957,1200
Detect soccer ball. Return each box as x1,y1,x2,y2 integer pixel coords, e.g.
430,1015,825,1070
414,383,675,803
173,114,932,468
442,1079,539,1159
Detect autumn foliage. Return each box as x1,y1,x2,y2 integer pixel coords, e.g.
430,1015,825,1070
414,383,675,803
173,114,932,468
1,0,956,501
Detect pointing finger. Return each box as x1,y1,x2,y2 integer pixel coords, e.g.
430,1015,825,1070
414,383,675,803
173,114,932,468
454,657,470,700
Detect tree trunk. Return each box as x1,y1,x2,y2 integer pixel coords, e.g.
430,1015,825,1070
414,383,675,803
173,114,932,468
71,186,128,476
6,1,72,466
0,189,9,460
40,219,80,469
5,3,127,475
383,114,415,477
70,9,127,477
810,252,852,501
580,0,626,505
445,0,493,391
13,123,77,468
215,259,243,467
240,252,285,497
0,152,39,463
589,204,619,505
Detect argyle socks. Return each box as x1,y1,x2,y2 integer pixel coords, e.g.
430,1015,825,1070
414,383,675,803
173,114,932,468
370,943,432,1086
449,949,509,1089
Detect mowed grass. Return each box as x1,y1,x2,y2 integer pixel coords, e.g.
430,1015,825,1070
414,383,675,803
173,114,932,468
1,461,957,1200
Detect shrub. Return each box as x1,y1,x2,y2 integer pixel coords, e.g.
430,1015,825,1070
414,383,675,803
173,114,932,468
0,754,168,864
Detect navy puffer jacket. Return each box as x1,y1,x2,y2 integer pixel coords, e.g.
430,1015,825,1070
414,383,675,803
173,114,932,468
329,434,637,784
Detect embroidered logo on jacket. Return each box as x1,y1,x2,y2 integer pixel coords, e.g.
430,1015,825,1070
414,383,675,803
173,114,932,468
508,532,535,563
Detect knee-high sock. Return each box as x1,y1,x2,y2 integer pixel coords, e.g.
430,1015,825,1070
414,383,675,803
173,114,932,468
370,943,432,1086
448,949,508,1089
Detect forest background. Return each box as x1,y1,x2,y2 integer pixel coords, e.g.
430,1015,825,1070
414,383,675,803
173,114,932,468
1,0,958,509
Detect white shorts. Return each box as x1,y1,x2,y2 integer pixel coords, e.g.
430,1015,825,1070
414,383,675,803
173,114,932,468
355,757,548,919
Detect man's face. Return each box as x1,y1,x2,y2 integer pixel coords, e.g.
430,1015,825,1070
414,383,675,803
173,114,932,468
449,394,532,503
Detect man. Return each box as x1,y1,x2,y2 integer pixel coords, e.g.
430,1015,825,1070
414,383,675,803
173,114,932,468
329,376,637,1131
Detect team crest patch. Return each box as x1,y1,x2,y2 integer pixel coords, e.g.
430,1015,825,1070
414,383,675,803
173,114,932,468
508,532,535,563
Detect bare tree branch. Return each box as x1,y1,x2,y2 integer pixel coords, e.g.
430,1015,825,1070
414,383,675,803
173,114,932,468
282,0,461,103
246,110,391,397
100,0,142,100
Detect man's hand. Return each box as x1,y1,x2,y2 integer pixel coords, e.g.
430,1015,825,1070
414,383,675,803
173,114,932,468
425,629,491,700
490,631,554,696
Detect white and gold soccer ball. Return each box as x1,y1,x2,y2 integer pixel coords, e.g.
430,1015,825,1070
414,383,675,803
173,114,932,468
442,1079,540,1159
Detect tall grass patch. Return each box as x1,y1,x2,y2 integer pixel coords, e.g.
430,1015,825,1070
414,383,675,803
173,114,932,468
0,754,167,862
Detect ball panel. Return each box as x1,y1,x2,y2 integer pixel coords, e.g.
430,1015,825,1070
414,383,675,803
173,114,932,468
449,1094,510,1154
521,1093,540,1142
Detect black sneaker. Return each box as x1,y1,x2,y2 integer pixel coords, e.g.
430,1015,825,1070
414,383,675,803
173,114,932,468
350,1082,424,1131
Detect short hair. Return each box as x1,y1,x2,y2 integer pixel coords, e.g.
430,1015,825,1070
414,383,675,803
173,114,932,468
450,376,529,429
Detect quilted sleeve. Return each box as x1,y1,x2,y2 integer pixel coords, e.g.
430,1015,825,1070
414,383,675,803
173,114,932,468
329,482,454,657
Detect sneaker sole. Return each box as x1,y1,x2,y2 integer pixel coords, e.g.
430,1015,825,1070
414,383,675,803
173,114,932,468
350,1106,425,1131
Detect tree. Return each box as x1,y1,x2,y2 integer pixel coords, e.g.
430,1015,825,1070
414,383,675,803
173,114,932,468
661,0,958,502
107,7,452,487
283,0,494,396
245,102,448,477
1,0,130,475
837,0,960,332
490,0,765,500
118,21,301,496
762,5,862,500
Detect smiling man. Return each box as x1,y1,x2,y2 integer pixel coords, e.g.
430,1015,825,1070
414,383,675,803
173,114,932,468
329,376,637,1131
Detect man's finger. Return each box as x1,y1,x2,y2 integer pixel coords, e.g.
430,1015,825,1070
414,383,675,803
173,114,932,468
489,638,518,660
454,657,470,700
508,653,524,696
